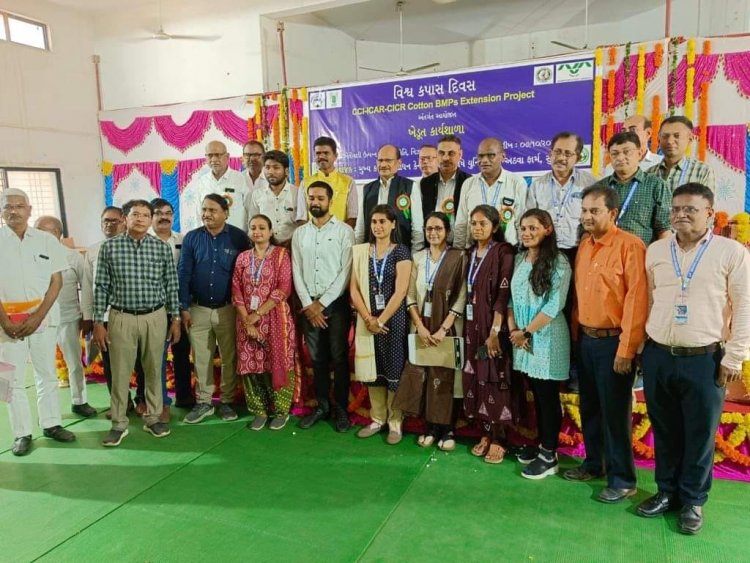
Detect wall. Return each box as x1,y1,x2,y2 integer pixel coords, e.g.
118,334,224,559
0,0,102,245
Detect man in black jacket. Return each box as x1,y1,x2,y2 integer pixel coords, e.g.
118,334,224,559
419,135,471,232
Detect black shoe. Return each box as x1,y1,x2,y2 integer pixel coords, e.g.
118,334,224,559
12,435,32,456
597,487,637,504
334,408,352,433
563,465,604,482
298,407,329,429
679,505,703,535
516,445,539,465
174,400,196,409
43,425,76,442
637,492,679,518
72,403,97,418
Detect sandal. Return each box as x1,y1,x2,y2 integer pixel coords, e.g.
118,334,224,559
471,436,491,457
418,434,436,447
484,443,506,464
438,431,456,452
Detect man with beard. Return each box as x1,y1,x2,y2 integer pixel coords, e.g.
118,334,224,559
247,150,301,244
292,181,355,431
242,140,268,191
296,136,358,227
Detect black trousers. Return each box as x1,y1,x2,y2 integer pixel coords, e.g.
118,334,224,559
528,376,563,451
642,342,724,506
302,296,352,411
578,333,636,488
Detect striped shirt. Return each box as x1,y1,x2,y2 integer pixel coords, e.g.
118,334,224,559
93,232,180,322
646,157,716,193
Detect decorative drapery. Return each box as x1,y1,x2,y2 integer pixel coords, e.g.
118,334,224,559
724,52,750,99
177,158,206,194
100,117,152,154
600,50,661,110
112,162,161,194
669,53,721,107
161,159,180,230
707,125,746,173
213,110,250,145
153,111,212,152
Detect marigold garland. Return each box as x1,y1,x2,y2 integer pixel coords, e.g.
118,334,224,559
291,89,302,185
608,46,617,66
254,96,264,143
592,48,604,176
685,38,696,122
623,42,632,116
668,38,680,116
732,212,750,244
272,94,280,150
650,95,662,153
301,88,310,179
606,69,616,144
698,81,709,161
636,44,646,115
101,161,114,176
653,42,663,68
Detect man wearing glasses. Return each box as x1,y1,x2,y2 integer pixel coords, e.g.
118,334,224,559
604,114,663,175
593,131,671,246
242,140,268,192
417,144,438,178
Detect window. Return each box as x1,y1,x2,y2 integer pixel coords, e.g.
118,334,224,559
0,168,67,233
0,11,50,50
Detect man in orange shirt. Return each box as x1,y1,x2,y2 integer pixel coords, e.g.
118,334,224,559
565,185,648,504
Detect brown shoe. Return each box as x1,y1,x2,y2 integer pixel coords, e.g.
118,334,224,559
135,402,147,416
159,406,171,423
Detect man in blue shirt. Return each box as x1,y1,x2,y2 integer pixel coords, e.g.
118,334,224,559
178,193,250,424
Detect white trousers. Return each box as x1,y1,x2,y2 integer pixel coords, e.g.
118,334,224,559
56,320,87,405
0,328,62,438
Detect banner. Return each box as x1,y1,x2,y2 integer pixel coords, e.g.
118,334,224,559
308,56,594,181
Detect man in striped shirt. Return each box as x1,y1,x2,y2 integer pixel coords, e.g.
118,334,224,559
647,116,717,193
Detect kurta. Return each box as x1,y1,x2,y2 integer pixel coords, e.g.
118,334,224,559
463,242,519,426
232,246,296,390
510,253,572,380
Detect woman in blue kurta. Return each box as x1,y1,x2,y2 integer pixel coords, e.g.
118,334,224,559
508,208,571,480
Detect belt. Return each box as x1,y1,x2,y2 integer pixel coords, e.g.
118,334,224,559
581,326,622,338
110,304,164,316
650,340,721,357
193,300,231,309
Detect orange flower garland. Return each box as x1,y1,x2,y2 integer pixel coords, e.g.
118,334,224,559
592,47,604,176
653,42,663,68
651,95,662,153
272,94,280,150
699,82,709,161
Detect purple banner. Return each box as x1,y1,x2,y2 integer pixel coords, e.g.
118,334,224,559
308,57,594,181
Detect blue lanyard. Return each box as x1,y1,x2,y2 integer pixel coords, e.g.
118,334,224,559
467,243,493,295
424,249,447,292
616,180,640,223
670,234,713,292
550,175,575,219
249,249,269,285
480,178,502,208
371,245,392,293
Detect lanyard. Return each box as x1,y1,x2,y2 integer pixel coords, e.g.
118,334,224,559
467,243,493,295
480,177,502,208
371,245,392,293
249,249,270,285
424,249,447,292
616,180,639,223
550,175,575,219
670,234,713,292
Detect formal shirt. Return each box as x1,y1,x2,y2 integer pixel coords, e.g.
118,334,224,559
354,176,425,249
594,168,671,245
246,170,268,192
148,228,183,267
604,149,663,175
58,245,85,324
93,233,180,322
0,226,67,334
291,216,355,309
178,224,250,310
527,169,599,249
81,239,104,322
196,167,252,232
646,230,750,369
296,169,358,222
574,226,648,359
247,181,300,243
646,157,717,193
454,169,528,247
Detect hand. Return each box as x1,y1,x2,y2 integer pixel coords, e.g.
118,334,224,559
309,312,328,329
430,327,446,345
245,313,261,327
509,330,527,348
485,332,501,358
246,325,260,340
717,365,742,386
80,319,93,335
1,320,23,340
417,324,433,345
613,355,633,375
303,301,325,320
93,323,109,352
168,321,181,344
180,310,192,333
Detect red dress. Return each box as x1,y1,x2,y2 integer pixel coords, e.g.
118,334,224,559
231,246,296,390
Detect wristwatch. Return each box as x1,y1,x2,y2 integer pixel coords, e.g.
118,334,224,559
523,330,532,339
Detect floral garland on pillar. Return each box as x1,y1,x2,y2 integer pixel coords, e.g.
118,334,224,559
636,44,646,115
272,94,280,150
698,40,712,161
668,38,680,116
622,42,632,116
592,48,604,176
685,38,697,124
301,88,310,180
605,46,617,152
651,95,662,153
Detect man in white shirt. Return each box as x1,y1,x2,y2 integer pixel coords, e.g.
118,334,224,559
638,182,750,534
604,114,663,175
196,140,252,232
454,137,528,247
242,140,268,191
293,181,355,432
247,150,301,244
418,144,438,178
0,189,75,456
34,216,97,418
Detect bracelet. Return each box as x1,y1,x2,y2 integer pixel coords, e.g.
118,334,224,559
439,326,449,333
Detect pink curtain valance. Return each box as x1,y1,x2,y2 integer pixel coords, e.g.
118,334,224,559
100,117,152,154
153,111,211,152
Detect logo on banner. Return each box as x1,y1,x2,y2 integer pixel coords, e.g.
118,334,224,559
577,144,592,166
326,90,343,109
534,65,554,85
309,92,325,110
556,61,594,83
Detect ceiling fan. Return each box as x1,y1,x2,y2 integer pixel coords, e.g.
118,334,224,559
359,1,440,76
137,0,221,42
551,0,589,51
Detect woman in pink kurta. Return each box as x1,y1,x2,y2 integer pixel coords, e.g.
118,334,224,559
232,214,296,431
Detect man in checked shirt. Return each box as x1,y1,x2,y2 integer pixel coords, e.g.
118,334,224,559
93,199,181,447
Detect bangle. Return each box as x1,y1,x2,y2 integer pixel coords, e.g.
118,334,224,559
439,326,448,333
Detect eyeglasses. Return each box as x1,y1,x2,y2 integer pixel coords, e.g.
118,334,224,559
608,148,638,159
206,152,227,159
425,226,445,232
551,149,578,159
154,210,173,217
2,204,27,212
129,212,151,220
670,206,709,215
101,218,121,224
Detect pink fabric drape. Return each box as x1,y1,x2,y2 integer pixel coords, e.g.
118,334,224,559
213,110,249,145
112,163,134,193
723,52,750,99
229,157,243,171
154,111,211,152
669,54,720,107
600,52,660,110
100,117,152,154
707,124,747,173
112,162,161,193
599,122,624,145
177,158,206,193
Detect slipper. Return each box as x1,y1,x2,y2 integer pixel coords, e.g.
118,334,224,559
484,443,506,464
471,436,491,457
418,434,435,447
438,432,456,452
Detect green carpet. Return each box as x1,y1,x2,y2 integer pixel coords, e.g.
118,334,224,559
0,381,747,562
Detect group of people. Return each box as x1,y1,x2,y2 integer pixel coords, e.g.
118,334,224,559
0,112,746,536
